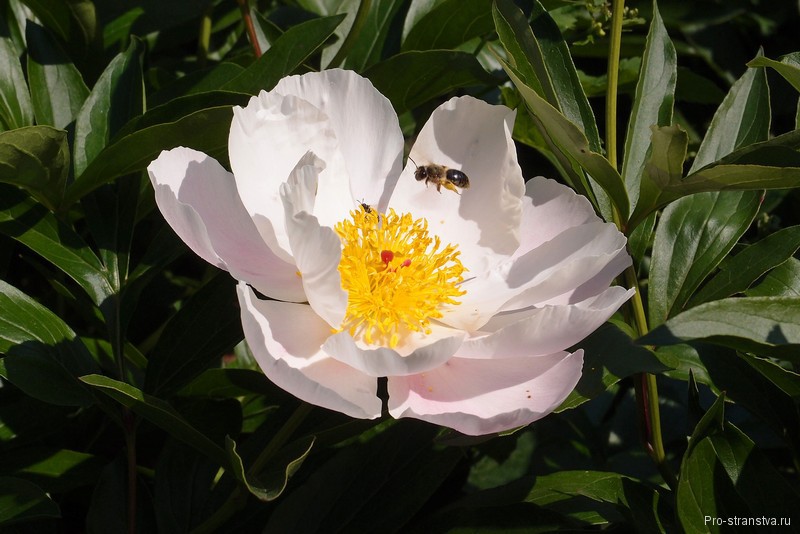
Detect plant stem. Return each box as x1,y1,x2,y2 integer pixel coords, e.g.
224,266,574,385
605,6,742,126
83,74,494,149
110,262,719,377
606,0,676,490
236,0,262,58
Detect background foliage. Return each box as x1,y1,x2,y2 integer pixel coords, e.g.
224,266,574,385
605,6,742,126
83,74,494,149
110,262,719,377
1,0,799,531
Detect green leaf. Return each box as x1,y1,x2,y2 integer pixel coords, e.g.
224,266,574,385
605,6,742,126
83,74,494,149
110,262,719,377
73,37,144,177
493,0,610,217
502,64,629,219
0,184,112,305
746,257,800,297
621,1,677,212
0,447,105,493
690,56,770,173
25,22,89,129
648,190,761,327
524,471,671,532
19,0,96,47
0,280,99,407
663,343,800,452
748,52,800,93
340,0,404,71
80,374,230,468
178,368,276,398
87,456,156,534
628,124,688,229
153,440,219,532
364,50,495,114
678,415,800,533
689,225,800,306
149,62,246,107
675,162,800,195
557,323,673,411
628,53,774,228
0,476,60,525
145,273,242,396
222,14,345,95
0,36,33,130
641,296,800,359
65,92,249,205
0,126,70,211
402,0,493,52
266,421,461,532
226,435,315,502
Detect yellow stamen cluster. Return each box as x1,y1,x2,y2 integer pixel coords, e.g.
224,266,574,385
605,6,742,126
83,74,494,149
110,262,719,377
334,205,466,348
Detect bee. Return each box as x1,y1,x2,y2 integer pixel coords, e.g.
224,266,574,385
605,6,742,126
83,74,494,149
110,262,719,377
410,157,470,194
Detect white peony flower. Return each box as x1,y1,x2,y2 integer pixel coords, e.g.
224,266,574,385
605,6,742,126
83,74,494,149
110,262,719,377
147,69,633,436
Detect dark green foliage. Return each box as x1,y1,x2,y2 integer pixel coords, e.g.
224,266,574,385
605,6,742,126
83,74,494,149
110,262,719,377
0,0,799,531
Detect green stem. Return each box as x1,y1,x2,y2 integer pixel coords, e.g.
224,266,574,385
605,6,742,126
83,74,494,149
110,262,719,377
236,0,262,58
191,403,314,534
326,0,372,69
606,0,676,490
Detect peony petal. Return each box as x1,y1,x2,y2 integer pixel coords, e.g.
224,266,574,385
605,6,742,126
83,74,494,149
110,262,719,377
271,69,404,211
387,350,583,436
238,283,381,419
457,286,635,359
322,325,464,377
229,70,403,247
388,96,525,274
229,92,341,259
442,221,629,330
147,147,305,302
280,152,348,327
514,177,599,256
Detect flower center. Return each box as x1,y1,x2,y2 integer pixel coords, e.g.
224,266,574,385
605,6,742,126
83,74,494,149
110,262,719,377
334,205,466,348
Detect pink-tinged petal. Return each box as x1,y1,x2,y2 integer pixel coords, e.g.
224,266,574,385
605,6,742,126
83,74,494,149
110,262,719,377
457,286,635,359
238,283,381,419
147,147,304,302
322,325,465,377
280,153,348,327
271,69,404,211
387,350,584,436
229,70,403,241
442,222,628,330
538,247,632,307
229,92,340,259
389,96,525,272
515,177,599,256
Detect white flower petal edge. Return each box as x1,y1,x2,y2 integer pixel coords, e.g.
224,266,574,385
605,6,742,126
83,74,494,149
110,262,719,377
387,350,583,436
442,222,629,331
147,147,305,302
322,325,465,377
389,96,526,273
456,285,635,359
280,151,348,327
229,69,404,248
238,283,382,419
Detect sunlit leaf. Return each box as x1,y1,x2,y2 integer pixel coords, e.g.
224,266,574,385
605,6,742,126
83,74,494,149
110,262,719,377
73,37,144,177
621,1,676,212
688,225,800,306
642,296,800,360
0,36,33,130
26,22,89,129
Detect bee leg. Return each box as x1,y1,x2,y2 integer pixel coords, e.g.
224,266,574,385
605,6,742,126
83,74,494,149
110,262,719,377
442,181,461,195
